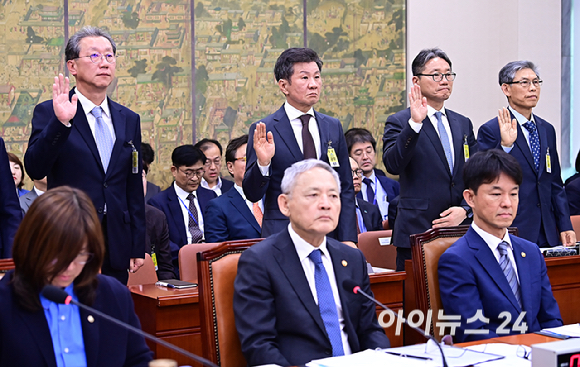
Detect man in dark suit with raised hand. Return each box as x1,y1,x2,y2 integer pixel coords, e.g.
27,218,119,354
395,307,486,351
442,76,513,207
438,149,562,342
204,134,262,243
477,60,575,247
25,26,144,283
234,160,389,366
383,48,477,271
243,47,357,246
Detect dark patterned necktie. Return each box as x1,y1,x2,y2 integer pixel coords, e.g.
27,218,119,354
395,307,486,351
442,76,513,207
522,121,540,171
186,193,203,243
299,114,317,159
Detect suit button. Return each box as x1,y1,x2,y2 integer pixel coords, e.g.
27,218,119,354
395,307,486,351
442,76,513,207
324,349,332,355
451,182,455,187
537,203,541,207
103,182,108,188
98,207,104,214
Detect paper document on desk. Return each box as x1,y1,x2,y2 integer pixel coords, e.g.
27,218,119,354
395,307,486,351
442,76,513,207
306,349,428,367
465,343,531,367
541,323,580,337
386,343,503,366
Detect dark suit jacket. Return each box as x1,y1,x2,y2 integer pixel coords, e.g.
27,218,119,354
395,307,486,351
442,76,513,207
145,204,176,280
234,228,390,366
0,273,153,366
478,112,572,246
204,187,261,243
25,90,145,270
144,181,161,203
0,138,22,258
243,105,357,242
356,169,400,223
219,177,234,194
147,184,216,266
357,198,383,232
438,227,562,342
565,173,580,215
382,108,477,248
19,188,39,215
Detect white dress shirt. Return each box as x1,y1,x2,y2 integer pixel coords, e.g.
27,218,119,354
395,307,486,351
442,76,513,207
201,176,224,196
408,105,455,167
360,170,389,220
471,222,520,283
75,88,116,143
173,182,205,243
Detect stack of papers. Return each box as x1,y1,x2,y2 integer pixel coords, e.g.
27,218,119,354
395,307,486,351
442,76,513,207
540,323,580,338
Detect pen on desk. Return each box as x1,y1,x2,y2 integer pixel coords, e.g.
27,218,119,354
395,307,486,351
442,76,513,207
385,352,432,360
155,281,176,288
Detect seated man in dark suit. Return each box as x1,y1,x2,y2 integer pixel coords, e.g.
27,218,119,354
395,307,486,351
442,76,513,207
565,149,580,215
438,149,562,343
204,135,262,243
194,138,234,196
345,128,399,227
142,142,161,203
148,145,216,275
234,159,390,366
350,157,382,233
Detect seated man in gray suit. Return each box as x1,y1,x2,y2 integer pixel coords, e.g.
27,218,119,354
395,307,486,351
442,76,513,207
234,159,389,366
19,176,47,215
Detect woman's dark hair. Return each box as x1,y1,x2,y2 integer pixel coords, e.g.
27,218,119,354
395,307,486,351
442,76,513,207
11,186,105,311
7,152,25,189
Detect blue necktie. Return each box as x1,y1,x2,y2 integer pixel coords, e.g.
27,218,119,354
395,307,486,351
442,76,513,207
498,241,522,309
308,249,344,356
435,111,453,173
522,121,540,171
91,106,114,171
362,177,375,204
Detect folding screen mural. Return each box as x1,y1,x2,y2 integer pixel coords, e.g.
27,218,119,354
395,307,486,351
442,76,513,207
0,0,405,188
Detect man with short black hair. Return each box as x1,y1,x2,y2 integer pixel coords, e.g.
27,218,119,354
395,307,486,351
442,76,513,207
478,60,575,247
383,48,477,271
194,138,234,196
148,145,216,274
142,142,161,202
438,149,562,342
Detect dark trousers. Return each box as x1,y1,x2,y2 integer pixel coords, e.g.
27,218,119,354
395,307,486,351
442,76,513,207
395,247,412,272
100,215,129,284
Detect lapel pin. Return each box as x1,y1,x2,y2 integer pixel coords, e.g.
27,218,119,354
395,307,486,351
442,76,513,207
521,252,526,258
342,260,347,267
87,315,95,323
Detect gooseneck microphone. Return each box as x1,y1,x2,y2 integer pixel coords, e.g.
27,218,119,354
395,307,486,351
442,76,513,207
42,285,218,367
342,279,449,367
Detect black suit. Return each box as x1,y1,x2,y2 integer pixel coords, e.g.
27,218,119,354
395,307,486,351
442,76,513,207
357,198,383,232
234,228,389,366
145,204,176,280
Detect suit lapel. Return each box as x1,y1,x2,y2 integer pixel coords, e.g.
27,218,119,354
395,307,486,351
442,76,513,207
80,307,100,367
228,189,261,233
510,111,536,173
448,112,464,177
511,237,533,326
71,93,104,174
19,307,57,367
468,229,521,312
107,99,127,178
535,116,548,176
272,106,303,161
273,230,327,336
168,187,188,245
315,111,329,162
421,116,451,175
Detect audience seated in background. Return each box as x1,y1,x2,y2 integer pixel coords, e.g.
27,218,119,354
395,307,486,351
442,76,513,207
565,149,580,215
19,176,47,215
141,142,161,203
350,157,382,233
0,138,22,259
438,150,562,343
234,160,389,366
148,145,216,276
142,169,176,280
0,186,152,366
7,152,29,197
345,128,399,227
204,135,262,243
194,138,234,196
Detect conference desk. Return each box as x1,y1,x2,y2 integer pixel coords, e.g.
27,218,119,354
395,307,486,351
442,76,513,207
130,270,406,364
456,332,558,347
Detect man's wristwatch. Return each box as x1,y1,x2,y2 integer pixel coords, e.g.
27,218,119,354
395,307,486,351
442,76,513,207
462,205,473,219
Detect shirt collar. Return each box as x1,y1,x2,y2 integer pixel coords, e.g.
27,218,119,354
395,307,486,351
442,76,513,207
508,105,535,125
40,283,76,310
201,177,222,191
284,101,314,122
74,87,111,119
33,186,45,196
173,181,196,199
427,105,447,119
234,183,246,200
471,222,512,253
288,223,329,263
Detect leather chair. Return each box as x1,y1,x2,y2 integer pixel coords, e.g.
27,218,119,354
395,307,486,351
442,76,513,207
410,225,517,341
357,229,396,269
197,239,262,367
571,215,580,238
127,253,158,286
178,243,222,282
0,258,15,280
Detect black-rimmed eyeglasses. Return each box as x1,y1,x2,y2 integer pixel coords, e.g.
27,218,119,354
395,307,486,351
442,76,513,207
415,72,456,82
505,79,542,88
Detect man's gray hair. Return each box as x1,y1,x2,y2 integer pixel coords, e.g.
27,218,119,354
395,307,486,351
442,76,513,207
65,26,116,62
498,61,539,86
281,159,341,195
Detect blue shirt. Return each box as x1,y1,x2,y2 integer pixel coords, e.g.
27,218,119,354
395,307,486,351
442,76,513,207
40,284,87,367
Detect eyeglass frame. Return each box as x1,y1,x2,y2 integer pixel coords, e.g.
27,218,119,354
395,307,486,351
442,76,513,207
233,156,247,162
178,167,205,179
504,79,543,88
415,72,457,82
351,168,363,177
74,52,116,64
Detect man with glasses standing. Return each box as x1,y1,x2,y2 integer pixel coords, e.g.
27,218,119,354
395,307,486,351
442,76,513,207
478,61,575,247
25,26,145,284
383,48,477,271
148,145,216,276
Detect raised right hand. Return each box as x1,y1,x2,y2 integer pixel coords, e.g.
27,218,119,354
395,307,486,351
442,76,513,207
254,122,275,166
498,107,517,147
53,74,78,125
409,84,428,124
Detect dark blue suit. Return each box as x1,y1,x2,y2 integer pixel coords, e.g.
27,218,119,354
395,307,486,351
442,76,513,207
0,138,22,258
0,273,153,366
234,228,390,366
478,112,572,246
204,187,261,243
243,105,357,242
565,173,580,215
382,108,477,249
356,169,400,221
438,227,562,342
219,177,234,194
147,184,216,268
25,91,145,272
357,198,383,232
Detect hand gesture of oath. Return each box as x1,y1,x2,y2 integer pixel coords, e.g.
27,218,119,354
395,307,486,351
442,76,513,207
53,74,78,125
498,107,517,147
409,84,428,124
254,122,275,166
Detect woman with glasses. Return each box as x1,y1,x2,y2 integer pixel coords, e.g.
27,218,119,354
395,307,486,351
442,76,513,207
0,186,152,366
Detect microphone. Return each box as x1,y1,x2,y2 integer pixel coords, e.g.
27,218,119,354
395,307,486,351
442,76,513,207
42,285,218,367
342,279,449,367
